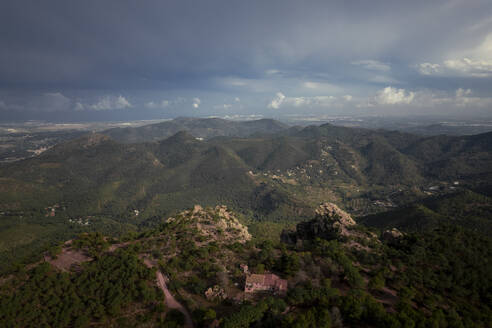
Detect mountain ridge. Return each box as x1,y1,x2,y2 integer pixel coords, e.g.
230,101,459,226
102,117,289,143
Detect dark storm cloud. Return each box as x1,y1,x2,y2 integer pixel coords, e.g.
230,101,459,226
0,0,491,119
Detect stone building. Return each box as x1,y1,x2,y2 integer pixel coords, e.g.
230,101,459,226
244,273,287,295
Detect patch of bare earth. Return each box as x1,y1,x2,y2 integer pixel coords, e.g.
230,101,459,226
45,248,92,272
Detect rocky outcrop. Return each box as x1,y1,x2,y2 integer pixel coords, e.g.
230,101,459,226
316,203,356,226
281,203,355,244
167,205,251,244
205,285,227,300
382,228,404,245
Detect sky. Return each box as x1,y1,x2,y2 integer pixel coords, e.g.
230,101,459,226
0,0,492,122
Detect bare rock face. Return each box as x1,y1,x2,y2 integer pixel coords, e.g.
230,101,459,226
212,205,252,243
316,203,356,227
168,205,251,244
282,203,355,244
192,204,203,214
382,228,404,244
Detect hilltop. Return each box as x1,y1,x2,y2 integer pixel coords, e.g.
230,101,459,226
1,204,490,327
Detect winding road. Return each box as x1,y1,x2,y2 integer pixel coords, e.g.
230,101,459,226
144,259,194,328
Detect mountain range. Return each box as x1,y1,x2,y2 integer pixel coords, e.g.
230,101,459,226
102,117,289,143
0,118,492,270
0,117,491,327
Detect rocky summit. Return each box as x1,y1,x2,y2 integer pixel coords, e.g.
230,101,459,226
281,202,356,244
166,204,252,244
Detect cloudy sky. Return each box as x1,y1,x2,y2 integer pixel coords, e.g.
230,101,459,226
1,0,492,121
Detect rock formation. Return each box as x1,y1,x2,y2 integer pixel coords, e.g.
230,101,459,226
167,205,251,244
382,228,404,245
281,203,355,244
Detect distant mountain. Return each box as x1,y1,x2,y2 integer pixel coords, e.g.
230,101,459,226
402,122,492,136
102,117,289,143
3,124,492,219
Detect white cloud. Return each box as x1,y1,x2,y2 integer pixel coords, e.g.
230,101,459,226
267,92,286,109
290,96,336,107
385,88,492,109
443,58,492,77
375,87,415,105
192,97,201,109
417,62,441,75
302,81,342,93
0,100,6,109
90,95,132,110
417,58,492,77
268,92,339,109
453,88,492,107
455,88,472,98
352,59,391,71
145,100,169,109
303,81,321,89
44,92,70,106
418,34,492,77
234,97,240,102
74,102,85,111
265,69,281,75
343,95,353,101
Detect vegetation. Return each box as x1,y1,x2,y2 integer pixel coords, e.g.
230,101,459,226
0,121,491,326
0,249,162,327
1,123,492,269
1,202,490,327
359,190,492,234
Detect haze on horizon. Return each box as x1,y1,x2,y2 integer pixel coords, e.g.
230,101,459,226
1,0,492,122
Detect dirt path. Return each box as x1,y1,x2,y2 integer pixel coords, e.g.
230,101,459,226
144,259,194,328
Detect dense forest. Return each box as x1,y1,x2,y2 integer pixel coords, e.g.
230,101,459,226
0,203,490,327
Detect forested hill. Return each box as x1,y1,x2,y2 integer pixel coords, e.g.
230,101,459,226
358,189,492,234
102,117,289,143
1,122,492,274
0,204,490,327
3,124,492,220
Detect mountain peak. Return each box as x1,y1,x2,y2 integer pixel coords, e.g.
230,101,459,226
165,205,251,244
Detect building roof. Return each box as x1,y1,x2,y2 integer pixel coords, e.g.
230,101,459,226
245,273,287,291
246,274,265,284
